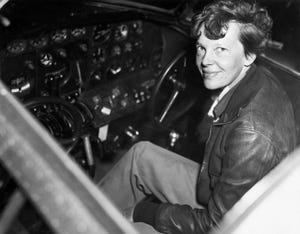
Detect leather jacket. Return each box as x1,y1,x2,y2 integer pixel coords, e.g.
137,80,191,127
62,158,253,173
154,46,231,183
136,64,297,234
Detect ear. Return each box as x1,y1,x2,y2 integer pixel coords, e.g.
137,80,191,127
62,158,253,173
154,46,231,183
244,53,256,67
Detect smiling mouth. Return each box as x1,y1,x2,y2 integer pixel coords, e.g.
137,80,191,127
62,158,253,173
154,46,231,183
203,72,219,78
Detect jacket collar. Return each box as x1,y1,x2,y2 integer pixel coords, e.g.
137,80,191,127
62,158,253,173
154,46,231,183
213,64,265,123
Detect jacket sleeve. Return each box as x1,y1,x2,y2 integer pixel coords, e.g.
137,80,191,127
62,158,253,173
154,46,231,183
134,127,283,234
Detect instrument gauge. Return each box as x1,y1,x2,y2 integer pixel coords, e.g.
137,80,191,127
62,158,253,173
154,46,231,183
71,27,87,38
40,52,54,67
111,45,121,56
124,42,133,52
30,36,48,49
92,47,107,63
6,40,27,54
132,21,143,34
114,24,129,41
51,29,68,43
93,24,111,44
9,61,35,98
10,75,33,97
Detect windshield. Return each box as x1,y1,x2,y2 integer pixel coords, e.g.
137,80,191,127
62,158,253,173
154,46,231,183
114,0,185,10
262,0,300,72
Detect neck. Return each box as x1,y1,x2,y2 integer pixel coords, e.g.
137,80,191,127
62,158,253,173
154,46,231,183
229,65,251,90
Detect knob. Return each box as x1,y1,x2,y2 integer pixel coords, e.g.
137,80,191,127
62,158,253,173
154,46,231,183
169,130,180,148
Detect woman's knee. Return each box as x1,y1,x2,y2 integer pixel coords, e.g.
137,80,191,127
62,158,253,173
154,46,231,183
127,141,169,169
129,141,152,160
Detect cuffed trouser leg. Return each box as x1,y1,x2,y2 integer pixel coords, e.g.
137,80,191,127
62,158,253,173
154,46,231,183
98,141,202,212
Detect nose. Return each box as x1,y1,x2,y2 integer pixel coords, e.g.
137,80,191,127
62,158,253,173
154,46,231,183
201,50,214,66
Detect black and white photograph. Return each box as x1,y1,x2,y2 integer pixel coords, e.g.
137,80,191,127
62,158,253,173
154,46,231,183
0,0,299,233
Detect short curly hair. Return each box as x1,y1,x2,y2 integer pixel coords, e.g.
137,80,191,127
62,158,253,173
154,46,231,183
191,0,273,56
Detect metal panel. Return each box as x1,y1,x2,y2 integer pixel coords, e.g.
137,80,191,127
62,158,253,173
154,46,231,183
0,81,138,234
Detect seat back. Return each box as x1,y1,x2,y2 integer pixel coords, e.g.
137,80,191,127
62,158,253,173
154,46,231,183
257,55,300,145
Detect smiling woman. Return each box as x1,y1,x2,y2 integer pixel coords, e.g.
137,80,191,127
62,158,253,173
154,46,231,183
195,23,256,90
98,1,296,234
0,0,300,234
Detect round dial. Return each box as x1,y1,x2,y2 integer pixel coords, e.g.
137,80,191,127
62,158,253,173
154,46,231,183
40,53,54,67
71,27,87,38
132,21,143,34
124,42,133,53
93,24,111,44
30,36,48,49
114,24,129,41
92,47,107,63
6,40,27,54
111,45,121,57
51,29,68,43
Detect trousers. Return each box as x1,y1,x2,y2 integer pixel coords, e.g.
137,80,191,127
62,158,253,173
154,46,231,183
97,141,202,233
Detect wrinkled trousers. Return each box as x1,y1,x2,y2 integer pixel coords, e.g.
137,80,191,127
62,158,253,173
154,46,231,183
97,141,202,233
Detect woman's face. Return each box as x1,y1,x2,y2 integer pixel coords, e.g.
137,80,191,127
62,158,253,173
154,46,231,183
196,22,255,90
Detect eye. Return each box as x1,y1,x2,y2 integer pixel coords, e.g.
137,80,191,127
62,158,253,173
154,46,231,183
196,45,205,54
215,47,227,53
